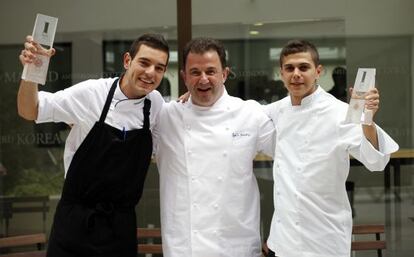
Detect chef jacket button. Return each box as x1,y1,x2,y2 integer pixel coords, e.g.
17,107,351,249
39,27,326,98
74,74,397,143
214,204,219,209
295,221,299,226
193,230,198,234
223,152,227,157
218,176,223,181
277,191,280,195
225,127,229,131
214,230,218,234
297,167,301,171
188,150,192,155
305,140,309,144
191,176,196,181
277,219,281,223
186,125,191,130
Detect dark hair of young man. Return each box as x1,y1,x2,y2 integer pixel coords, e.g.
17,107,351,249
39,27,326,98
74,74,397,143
279,39,320,67
128,33,170,64
182,37,227,69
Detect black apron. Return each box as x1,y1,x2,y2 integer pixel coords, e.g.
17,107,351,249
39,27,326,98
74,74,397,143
47,79,152,257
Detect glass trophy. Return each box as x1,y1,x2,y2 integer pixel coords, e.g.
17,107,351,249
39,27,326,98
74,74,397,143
21,14,58,85
345,68,376,125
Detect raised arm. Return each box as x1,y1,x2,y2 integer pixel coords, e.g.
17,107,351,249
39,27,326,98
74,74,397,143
361,87,380,149
17,35,55,120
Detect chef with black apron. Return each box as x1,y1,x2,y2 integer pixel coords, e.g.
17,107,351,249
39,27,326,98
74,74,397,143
18,33,169,257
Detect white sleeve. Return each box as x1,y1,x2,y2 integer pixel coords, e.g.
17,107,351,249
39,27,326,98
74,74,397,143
257,117,276,158
150,94,166,155
262,102,273,118
254,102,276,158
345,123,399,171
36,80,95,125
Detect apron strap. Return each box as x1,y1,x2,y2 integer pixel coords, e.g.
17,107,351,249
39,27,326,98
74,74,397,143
143,98,151,130
99,78,119,123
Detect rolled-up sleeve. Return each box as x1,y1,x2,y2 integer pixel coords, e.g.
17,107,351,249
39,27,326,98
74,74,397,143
36,91,56,123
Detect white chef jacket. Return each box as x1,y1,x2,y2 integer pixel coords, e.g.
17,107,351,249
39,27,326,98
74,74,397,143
36,77,164,175
264,86,399,257
153,89,276,257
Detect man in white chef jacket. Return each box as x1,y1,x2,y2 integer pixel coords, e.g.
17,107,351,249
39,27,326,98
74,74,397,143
264,39,399,257
18,34,169,257
154,38,276,257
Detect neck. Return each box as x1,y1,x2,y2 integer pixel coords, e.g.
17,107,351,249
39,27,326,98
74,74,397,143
290,84,318,106
290,95,303,106
119,76,145,99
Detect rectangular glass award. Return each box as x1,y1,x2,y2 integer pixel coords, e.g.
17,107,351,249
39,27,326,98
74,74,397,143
21,14,58,85
345,68,376,125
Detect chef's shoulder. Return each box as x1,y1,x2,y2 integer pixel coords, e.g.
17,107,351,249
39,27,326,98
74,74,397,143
46,77,116,104
261,96,288,121
230,96,270,118
320,89,349,115
145,89,164,114
156,98,185,120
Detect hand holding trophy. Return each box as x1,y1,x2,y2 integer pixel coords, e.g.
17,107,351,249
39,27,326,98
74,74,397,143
21,14,58,85
345,68,376,125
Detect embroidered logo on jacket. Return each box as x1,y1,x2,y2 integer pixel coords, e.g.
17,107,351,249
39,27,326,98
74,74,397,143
232,132,251,138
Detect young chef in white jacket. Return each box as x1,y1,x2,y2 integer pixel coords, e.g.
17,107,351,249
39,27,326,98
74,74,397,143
18,34,169,257
264,39,399,257
154,38,276,257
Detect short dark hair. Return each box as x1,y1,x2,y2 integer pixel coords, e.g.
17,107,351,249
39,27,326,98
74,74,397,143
182,37,227,69
279,39,319,67
128,33,170,64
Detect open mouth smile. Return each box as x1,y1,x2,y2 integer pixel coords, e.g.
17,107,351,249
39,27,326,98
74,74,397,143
139,77,154,85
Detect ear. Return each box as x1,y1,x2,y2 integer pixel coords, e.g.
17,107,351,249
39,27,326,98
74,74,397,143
123,52,132,70
315,64,323,79
180,70,186,83
222,67,229,83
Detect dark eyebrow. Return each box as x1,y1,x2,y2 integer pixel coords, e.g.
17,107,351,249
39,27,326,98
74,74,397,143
189,68,200,72
138,57,167,68
282,64,294,68
283,62,311,68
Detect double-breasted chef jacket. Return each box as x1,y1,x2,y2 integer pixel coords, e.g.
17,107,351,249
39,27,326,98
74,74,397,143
264,86,398,257
154,89,276,257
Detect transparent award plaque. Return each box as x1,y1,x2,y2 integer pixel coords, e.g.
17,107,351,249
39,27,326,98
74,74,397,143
345,68,376,125
21,14,58,85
